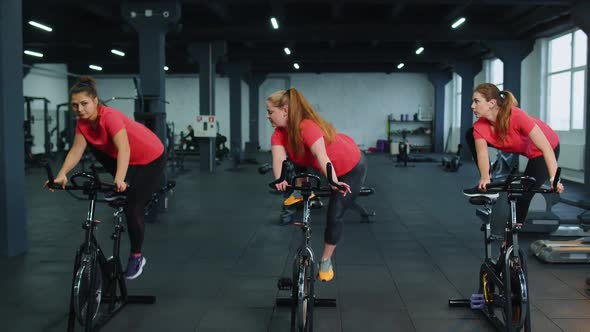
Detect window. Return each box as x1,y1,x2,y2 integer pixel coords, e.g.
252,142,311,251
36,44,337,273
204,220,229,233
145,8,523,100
453,73,462,129
487,58,504,90
546,29,587,130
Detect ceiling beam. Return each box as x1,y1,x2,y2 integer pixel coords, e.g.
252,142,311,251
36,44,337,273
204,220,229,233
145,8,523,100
172,23,515,42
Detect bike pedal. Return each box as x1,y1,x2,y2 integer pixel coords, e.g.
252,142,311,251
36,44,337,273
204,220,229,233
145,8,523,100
277,278,293,290
470,293,485,309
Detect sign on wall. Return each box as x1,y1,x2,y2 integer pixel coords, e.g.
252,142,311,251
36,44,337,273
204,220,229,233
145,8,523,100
195,115,217,137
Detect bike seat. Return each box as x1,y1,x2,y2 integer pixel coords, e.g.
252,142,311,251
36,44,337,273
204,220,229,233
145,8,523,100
104,191,127,208
469,196,497,206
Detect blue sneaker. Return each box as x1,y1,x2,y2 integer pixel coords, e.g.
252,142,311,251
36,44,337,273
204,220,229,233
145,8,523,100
125,255,146,280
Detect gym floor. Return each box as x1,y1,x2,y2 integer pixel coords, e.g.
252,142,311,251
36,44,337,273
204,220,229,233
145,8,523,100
1,153,589,332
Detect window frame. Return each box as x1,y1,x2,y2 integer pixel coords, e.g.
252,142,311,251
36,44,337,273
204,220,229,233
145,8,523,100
544,29,587,131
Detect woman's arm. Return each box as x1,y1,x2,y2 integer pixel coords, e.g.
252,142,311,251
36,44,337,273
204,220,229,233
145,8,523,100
57,134,87,178
271,145,287,179
474,138,491,190
528,125,561,190
271,145,288,191
112,129,131,191
309,137,351,195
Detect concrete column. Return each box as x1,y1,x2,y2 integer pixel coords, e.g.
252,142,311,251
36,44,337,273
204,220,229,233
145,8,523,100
572,1,590,185
222,63,250,166
245,73,266,147
428,71,452,153
122,2,180,145
187,42,226,172
0,0,27,256
487,41,534,101
454,60,482,161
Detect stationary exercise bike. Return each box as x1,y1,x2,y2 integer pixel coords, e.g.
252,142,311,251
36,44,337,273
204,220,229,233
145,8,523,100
271,161,342,332
44,164,164,332
449,168,561,332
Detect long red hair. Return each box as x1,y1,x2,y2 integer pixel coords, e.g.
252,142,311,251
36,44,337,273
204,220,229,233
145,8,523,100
267,88,335,157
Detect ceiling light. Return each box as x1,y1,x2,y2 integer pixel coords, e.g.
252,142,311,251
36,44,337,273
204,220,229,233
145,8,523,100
164,66,169,71
284,47,291,55
270,17,279,29
28,21,52,32
24,50,43,58
397,63,405,69
293,63,300,70
451,17,466,29
415,47,424,55
111,49,125,57
89,65,103,71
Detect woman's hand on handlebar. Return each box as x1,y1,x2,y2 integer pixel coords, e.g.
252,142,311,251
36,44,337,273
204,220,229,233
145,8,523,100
274,179,289,192
553,181,564,194
114,178,128,192
45,173,68,192
332,181,351,197
478,176,491,191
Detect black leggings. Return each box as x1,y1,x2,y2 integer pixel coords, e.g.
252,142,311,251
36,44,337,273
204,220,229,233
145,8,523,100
90,147,166,253
325,153,368,245
465,128,560,223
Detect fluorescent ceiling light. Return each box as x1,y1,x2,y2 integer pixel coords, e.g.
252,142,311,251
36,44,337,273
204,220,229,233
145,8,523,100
111,49,125,57
270,17,279,29
452,17,466,29
89,65,103,71
28,21,53,32
164,66,169,71
397,63,405,69
415,47,424,55
293,63,300,70
284,47,291,55
24,50,43,58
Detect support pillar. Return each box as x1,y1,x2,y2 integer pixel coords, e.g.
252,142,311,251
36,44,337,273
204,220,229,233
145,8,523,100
122,2,180,145
244,72,266,163
0,0,27,256
487,41,534,102
428,71,452,153
223,63,250,167
454,60,482,161
188,42,226,172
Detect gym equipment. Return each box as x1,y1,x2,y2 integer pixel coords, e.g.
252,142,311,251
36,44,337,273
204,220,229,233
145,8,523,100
258,162,376,223
395,131,415,168
271,161,341,332
144,179,176,223
449,169,561,332
44,164,156,332
530,197,590,263
54,102,72,153
24,96,52,164
441,144,462,172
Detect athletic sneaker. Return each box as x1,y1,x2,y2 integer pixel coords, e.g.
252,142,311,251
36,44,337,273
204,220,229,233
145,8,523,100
463,186,499,199
125,255,146,280
104,191,127,201
318,258,334,282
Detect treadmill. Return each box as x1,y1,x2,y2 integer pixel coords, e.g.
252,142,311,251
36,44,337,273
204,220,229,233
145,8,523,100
530,197,590,263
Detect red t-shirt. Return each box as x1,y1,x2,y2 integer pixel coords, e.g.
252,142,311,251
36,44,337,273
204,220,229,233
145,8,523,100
473,107,559,159
76,105,164,165
271,119,361,177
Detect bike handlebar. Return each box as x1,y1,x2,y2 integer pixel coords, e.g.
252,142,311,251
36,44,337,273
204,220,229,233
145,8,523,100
45,163,117,193
268,160,344,192
485,167,561,194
